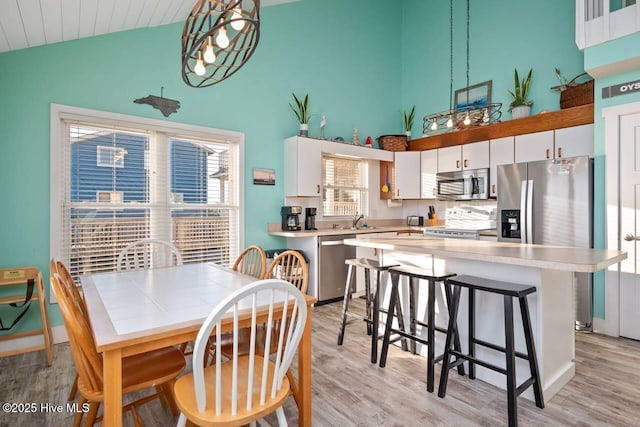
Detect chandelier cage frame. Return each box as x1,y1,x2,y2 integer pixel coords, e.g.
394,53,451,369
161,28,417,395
182,0,260,88
422,0,501,135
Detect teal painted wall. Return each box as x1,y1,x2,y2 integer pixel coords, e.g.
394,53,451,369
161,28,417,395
586,32,640,318
400,0,584,135
0,0,402,333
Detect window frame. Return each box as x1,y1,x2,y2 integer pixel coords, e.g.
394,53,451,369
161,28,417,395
50,104,245,300
321,154,369,218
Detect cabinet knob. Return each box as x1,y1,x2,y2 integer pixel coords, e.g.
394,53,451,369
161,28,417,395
464,159,468,168
397,188,400,197
317,184,320,194
546,148,550,159
456,160,460,169
557,147,562,158
492,184,496,194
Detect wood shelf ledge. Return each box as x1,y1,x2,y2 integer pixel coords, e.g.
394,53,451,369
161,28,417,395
408,104,594,151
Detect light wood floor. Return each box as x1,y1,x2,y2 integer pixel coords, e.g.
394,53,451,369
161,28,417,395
2,299,640,426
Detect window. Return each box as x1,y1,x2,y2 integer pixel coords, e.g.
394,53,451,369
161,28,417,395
96,145,127,168
322,155,368,217
50,105,243,281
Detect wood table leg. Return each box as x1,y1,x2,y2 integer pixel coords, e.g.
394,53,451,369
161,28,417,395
298,304,313,427
103,348,123,427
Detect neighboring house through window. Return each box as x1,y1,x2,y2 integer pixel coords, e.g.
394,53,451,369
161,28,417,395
322,155,368,217
50,105,244,281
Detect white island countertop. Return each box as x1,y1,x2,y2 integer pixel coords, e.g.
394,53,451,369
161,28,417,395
268,225,425,238
344,236,626,273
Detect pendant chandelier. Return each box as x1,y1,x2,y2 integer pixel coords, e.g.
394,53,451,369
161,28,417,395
422,0,501,134
182,0,260,88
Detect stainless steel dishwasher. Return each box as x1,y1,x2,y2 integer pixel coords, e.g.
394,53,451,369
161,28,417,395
317,234,356,304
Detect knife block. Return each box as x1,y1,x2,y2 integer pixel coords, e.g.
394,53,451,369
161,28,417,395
427,216,438,226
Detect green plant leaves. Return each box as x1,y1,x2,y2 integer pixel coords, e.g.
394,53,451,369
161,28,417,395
403,105,416,131
509,68,533,110
289,92,309,124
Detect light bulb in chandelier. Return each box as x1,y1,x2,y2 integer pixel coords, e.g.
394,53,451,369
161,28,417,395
216,27,230,49
430,118,438,131
231,7,245,30
463,111,471,125
203,36,216,64
482,108,490,123
446,115,454,128
194,52,206,76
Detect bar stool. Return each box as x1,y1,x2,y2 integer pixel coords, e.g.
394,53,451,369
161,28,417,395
379,265,464,392
438,275,544,427
337,258,403,363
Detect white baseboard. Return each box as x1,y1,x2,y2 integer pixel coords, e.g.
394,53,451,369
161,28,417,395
0,325,68,355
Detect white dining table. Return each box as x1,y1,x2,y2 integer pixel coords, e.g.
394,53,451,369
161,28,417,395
80,263,315,427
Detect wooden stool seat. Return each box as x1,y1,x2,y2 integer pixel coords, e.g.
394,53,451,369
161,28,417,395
337,258,403,364
0,267,53,366
438,274,544,427
379,266,463,393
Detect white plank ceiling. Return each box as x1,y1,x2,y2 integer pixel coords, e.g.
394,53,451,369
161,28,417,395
0,0,298,54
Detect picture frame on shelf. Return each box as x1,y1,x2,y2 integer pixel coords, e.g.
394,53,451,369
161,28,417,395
455,80,492,111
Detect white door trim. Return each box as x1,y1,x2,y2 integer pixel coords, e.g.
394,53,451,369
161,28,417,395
599,101,640,336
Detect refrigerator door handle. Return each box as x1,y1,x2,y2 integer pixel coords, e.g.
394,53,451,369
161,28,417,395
526,179,534,243
520,180,527,243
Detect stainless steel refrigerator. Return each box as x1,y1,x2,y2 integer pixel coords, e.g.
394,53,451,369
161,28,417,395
497,156,593,330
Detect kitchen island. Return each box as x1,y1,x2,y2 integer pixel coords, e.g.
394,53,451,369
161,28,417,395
344,236,626,402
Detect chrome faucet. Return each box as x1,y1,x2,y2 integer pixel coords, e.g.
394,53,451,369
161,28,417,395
352,213,365,229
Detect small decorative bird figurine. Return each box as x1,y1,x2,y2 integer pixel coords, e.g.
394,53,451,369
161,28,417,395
320,115,327,139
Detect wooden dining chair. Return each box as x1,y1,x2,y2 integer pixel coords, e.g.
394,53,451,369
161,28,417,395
50,271,186,427
232,245,267,279
116,238,183,272
264,250,308,294
50,259,87,403
173,279,308,427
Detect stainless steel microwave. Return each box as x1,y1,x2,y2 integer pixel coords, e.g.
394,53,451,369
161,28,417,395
436,168,489,200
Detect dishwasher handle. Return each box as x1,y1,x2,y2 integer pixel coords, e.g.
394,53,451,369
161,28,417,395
320,240,346,246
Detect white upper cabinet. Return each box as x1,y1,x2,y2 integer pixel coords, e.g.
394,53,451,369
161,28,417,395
437,146,462,173
515,130,554,163
420,150,438,199
462,141,490,170
554,124,594,159
437,141,489,173
284,136,322,197
394,151,421,199
489,136,515,197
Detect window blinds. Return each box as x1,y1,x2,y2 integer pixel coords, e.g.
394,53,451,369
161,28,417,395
322,155,368,217
59,121,239,280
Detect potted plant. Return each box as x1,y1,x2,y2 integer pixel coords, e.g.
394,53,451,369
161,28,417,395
289,93,310,136
551,68,594,109
403,105,416,139
508,68,533,119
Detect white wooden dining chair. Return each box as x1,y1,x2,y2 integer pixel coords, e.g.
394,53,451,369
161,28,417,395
116,238,183,271
173,279,308,427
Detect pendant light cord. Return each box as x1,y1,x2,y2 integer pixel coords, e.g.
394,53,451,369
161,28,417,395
449,0,454,114
466,0,470,105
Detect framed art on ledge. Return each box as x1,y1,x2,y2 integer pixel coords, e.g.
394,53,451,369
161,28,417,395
455,80,492,111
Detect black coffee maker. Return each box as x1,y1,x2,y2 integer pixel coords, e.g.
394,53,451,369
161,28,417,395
305,208,317,230
281,206,302,231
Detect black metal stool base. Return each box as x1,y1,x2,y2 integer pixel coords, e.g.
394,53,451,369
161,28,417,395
337,258,399,364
379,266,464,393
438,275,545,427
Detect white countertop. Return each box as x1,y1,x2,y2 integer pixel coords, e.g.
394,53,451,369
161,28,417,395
344,236,626,273
268,225,425,238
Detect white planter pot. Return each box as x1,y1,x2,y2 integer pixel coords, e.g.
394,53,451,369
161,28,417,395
511,105,531,119
405,130,411,140
299,123,308,137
